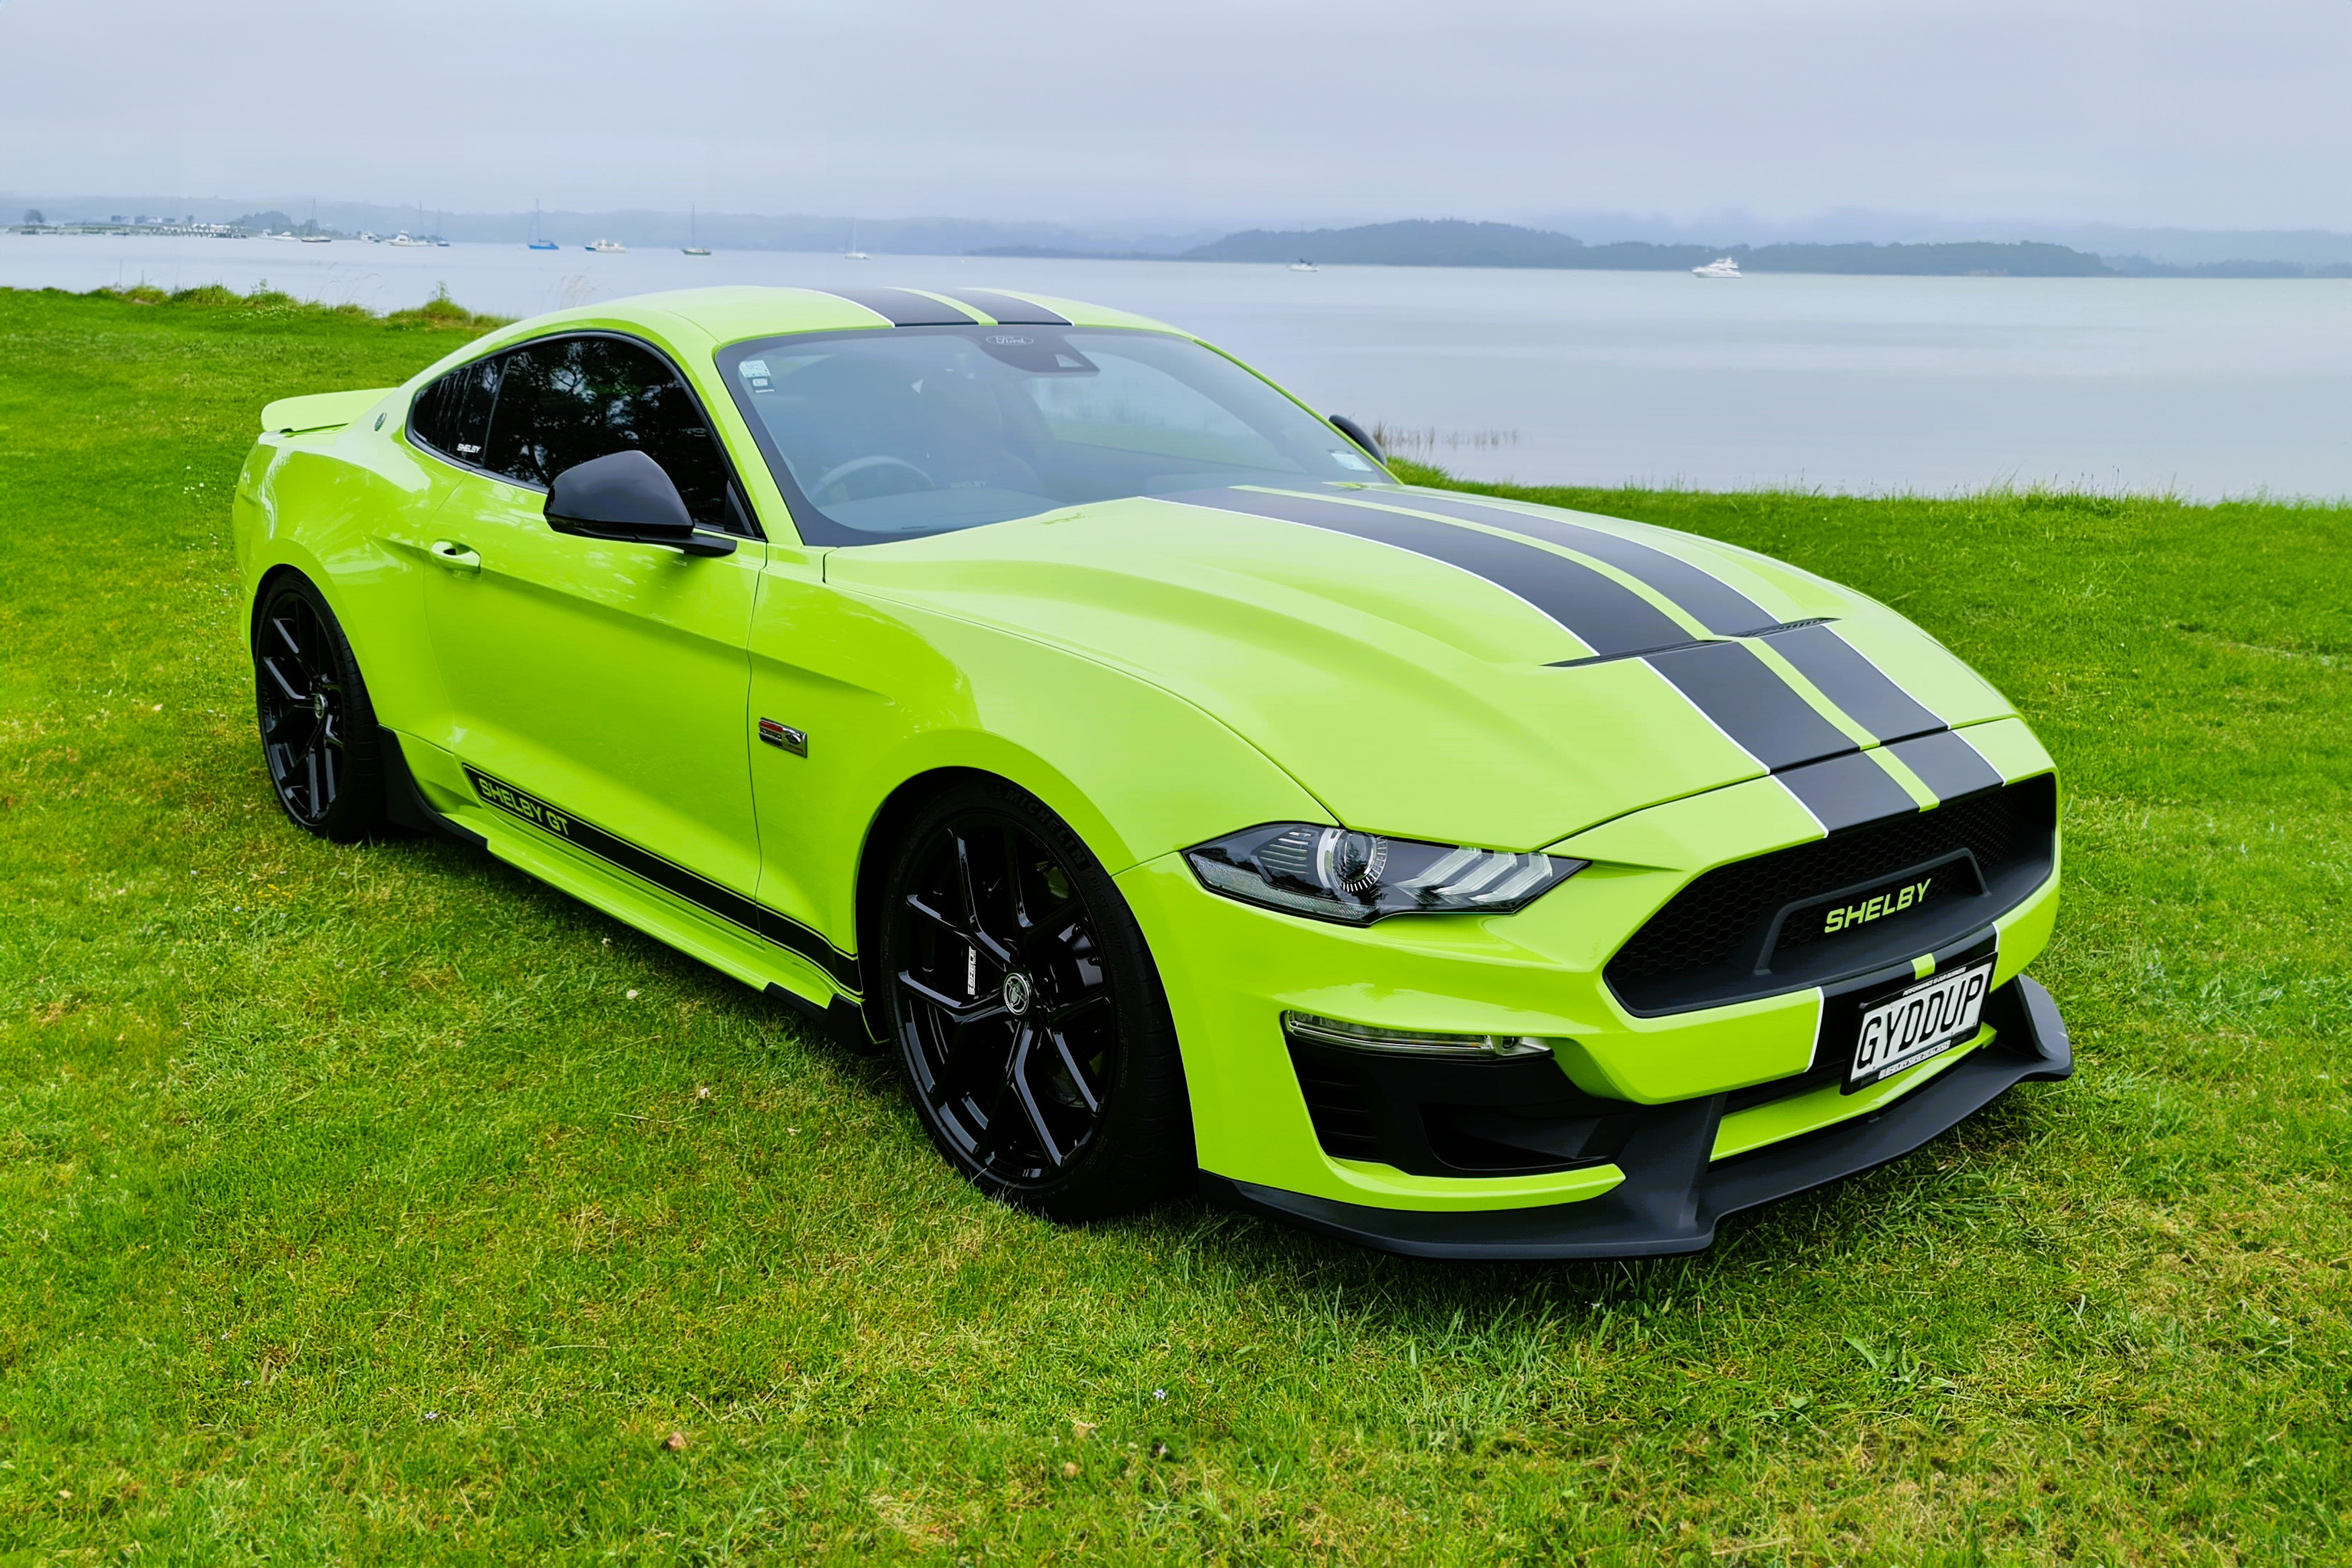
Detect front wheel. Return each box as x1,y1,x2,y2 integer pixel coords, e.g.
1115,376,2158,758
253,573,386,841
877,778,1194,1222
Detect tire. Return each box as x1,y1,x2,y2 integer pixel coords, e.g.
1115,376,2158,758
252,572,387,842
877,777,1195,1222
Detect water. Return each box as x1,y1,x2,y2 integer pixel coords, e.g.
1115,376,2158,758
9,232,2348,499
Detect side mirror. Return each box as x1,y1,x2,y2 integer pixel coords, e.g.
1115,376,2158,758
1328,414,1387,466
545,449,735,557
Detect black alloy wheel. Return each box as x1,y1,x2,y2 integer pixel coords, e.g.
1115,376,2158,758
880,780,1193,1221
253,574,386,841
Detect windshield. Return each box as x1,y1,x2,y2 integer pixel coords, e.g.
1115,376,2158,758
715,326,1395,544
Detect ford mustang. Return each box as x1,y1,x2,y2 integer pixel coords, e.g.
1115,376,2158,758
232,284,2070,1257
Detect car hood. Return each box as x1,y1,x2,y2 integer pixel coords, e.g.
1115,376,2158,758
823,485,2015,850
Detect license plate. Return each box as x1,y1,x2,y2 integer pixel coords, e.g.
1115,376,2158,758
1845,960,1994,1093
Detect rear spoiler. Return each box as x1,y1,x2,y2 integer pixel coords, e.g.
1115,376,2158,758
258,388,394,437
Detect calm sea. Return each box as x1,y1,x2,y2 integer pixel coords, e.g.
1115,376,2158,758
9,233,2348,500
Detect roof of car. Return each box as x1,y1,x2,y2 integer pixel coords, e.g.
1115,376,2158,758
604,284,1180,346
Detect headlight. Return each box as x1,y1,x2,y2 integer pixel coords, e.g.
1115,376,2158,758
1184,823,1587,925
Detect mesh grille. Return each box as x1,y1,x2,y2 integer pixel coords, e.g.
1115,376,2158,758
1605,773,2055,1013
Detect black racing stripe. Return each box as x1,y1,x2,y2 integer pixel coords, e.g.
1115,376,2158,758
465,766,861,992
1170,488,1689,656
1395,493,1776,635
1758,623,1946,743
942,289,1071,326
1644,640,1859,772
818,287,981,327
1884,729,2005,803
1776,751,1920,833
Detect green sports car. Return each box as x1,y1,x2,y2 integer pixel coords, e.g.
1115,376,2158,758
233,284,2069,1258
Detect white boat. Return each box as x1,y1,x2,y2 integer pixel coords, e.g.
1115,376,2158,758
586,238,625,254
300,234,332,244
683,206,711,256
386,232,428,248
1692,256,1742,279
1289,259,1317,272
844,222,868,261
268,231,301,243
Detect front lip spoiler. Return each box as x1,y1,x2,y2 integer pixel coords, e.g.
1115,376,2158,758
1201,975,2072,1261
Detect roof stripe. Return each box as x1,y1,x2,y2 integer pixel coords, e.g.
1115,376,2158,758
1776,751,1921,834
941,289,1072,326
815,286,981,326
1394,492,1778,635
1644,640,1859,773
1755,622,1946,744
1883,729,2005,802
1167,487,1688,658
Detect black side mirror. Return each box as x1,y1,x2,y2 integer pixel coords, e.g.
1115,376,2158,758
1328,414,1387,466
545,449,735,557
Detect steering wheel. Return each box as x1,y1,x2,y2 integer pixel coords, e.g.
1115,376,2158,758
813,454,937,503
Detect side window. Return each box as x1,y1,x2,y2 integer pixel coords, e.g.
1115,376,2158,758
482,335,738,532
406,356,502,462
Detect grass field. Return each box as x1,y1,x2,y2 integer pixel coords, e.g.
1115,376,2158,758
2,285,2348,1564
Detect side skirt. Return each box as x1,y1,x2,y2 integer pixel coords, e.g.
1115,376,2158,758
378,727,860,1019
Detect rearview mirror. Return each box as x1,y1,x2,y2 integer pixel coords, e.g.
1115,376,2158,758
545,449,735,557
1328,414,1387,465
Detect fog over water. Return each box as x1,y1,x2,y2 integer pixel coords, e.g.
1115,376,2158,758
9,233,2346,500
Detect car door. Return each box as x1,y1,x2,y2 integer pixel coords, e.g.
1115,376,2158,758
418,332,768,905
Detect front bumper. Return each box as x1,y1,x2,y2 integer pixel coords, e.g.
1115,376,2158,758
1202,975,2070,1259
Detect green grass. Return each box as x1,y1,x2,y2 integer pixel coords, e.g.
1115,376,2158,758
2,286,2348,1564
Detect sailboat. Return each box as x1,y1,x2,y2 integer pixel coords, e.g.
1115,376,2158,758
844,221,869,261
682,205,711,256
528,200,558,250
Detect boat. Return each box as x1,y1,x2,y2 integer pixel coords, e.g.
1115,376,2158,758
528,240,559,251
1289,259,1317,272
527,200,559,250
1692,256,1742,279
387,232,427,248
300,234,332,244
683,246,712,256
844,221,869,261
268,231,301,243
683,205,711,255
586,238,625,254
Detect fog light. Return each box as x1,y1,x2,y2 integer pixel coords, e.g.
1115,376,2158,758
1283,1012,1556,1060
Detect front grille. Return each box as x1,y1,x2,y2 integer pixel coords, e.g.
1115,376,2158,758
1605,773,2055,1014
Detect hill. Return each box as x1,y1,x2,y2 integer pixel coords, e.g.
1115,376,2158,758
1184,220,2114,276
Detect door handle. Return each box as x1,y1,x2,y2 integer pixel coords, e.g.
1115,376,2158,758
428,539,482,573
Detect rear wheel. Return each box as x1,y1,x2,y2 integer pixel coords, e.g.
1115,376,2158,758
253,574,386,841
878,779,1193,1222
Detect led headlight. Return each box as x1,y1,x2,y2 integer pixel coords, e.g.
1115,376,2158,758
1184,823,1587,925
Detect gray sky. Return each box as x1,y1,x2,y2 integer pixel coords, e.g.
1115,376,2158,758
4,0,2344,232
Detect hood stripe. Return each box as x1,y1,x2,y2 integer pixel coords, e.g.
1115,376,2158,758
1643,640,1859,771
1777,751,1921,834
1392,492,1777,634
942,289,1071,326
1883,729,2004,801
1754,622,1946,743
817,286,982,326
1169,487,1689,657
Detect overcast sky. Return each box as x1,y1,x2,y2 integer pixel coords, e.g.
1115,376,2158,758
4,0,2344,232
